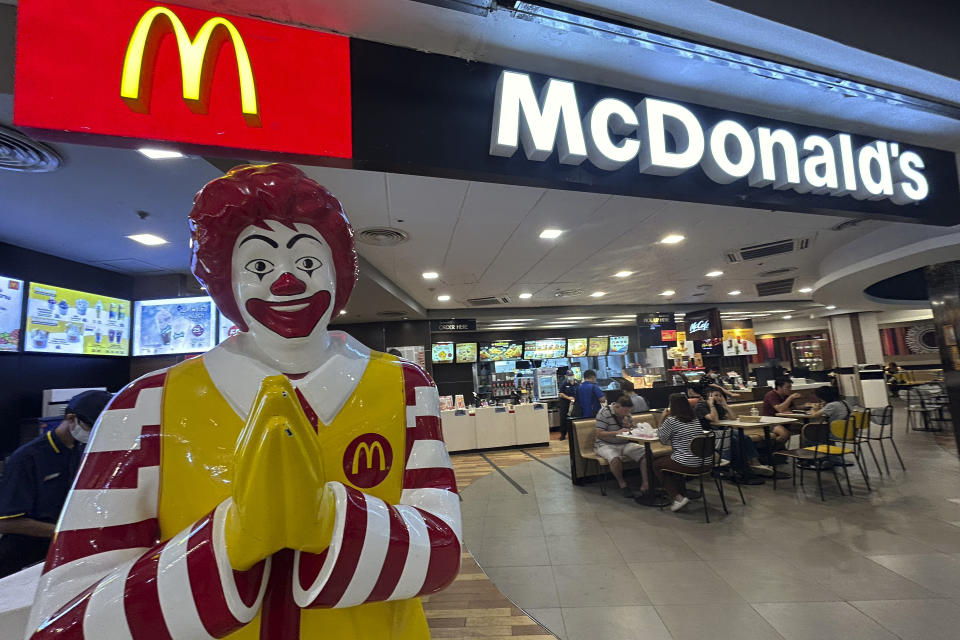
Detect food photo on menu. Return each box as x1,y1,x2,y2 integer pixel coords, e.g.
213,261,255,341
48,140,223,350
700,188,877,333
567,337,588,358
455,342,477,363
0,277,24,352
24,282,130,356
431,341,454,363
133,296,216,356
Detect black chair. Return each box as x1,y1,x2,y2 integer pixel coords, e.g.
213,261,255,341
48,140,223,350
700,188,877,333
866,405,905,475
660,431,729,523
774,422,845,501
904,387,944,432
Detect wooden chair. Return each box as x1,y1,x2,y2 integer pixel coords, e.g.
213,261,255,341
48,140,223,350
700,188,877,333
774,422,845,501
659,432,729,523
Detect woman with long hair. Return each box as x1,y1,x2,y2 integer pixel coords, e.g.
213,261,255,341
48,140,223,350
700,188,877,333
656,393,713,512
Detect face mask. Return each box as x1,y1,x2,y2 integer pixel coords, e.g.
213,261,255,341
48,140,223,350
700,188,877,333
70,420,90,444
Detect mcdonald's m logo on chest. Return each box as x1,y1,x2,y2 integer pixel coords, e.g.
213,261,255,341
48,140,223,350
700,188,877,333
343,433,394,489
120,6,261,126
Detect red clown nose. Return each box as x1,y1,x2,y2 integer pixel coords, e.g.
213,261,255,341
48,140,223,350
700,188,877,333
270,272,307,296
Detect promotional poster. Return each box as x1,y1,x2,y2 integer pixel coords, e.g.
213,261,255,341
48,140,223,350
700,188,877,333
218,310,241,343
608,335,630,356
0,276,23,352
25,282,129,356
133,296,216,356
722,328,759,356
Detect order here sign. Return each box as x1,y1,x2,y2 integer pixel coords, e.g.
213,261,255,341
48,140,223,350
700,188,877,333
13,0,352,159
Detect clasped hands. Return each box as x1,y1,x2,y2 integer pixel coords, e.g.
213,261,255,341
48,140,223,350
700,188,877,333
225,375,336,571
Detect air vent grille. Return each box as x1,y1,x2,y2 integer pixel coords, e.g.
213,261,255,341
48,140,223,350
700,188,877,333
726,237,812,262
356,227,410,246
0,125,62,172
376,311,407,318
758,266,798,277
553,288,584,298
755,278,795,297
466,296,511,306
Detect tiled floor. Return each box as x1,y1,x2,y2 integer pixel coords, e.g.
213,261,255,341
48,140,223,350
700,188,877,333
457,406,960,640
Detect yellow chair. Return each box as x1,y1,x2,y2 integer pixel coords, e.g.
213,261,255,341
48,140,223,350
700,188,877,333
803,410,873,494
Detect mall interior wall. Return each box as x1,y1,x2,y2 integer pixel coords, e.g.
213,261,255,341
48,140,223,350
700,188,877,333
0,242,134,454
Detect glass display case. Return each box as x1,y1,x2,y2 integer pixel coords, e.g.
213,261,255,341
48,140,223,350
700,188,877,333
791,338,828,371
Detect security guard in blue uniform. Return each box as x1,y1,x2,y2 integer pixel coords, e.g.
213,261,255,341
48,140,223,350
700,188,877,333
0,390,112,577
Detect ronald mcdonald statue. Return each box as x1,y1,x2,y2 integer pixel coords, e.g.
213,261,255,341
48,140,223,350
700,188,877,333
25,164,461,639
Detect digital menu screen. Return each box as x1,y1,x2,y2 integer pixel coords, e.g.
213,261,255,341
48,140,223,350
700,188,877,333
523,338,566,360
588,337,609,357
134,297,216,356
479,340,523,361
432,342,454,363
608,336,629,356
455,342,477,363
567,338,588,359
218,312,241,343
0,276,24,353
25,282,130,356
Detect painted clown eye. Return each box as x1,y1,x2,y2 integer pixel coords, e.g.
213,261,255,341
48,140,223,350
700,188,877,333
245,258,275,280
296,256,322,275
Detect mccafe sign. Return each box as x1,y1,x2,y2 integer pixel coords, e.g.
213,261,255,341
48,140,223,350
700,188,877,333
491,71,927,206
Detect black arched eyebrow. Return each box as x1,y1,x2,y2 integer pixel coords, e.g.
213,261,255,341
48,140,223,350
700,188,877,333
239,234,278,248
287,233,323,249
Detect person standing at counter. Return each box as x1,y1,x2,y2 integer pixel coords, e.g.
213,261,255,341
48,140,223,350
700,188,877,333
577,370,605,419
0,390,113,578
762,377,803,443
557,372,579,440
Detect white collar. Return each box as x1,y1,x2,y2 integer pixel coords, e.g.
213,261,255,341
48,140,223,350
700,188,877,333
202,330,371,425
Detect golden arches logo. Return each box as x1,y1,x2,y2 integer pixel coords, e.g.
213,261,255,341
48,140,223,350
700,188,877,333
352,441,387,475
120,6,260,125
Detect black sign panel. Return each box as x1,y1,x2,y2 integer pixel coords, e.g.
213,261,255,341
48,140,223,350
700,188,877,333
637,313,676,348
684,308,721,340
350,40,959,226
430,319,477,332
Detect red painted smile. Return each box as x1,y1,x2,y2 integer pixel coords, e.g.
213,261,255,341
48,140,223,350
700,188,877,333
245,290,332,338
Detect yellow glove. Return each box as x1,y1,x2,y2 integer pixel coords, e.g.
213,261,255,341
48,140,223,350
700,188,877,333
225,375,335,570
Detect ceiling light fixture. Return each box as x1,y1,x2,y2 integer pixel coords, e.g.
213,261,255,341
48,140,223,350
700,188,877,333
437,295,451,302
659,289,675,296
518,292,533,299
826,305,837,310
560,316,594,321
539,228,563,239
422,271,439,279
339,310,347,315
705,270,724,277
590,291,606,298
659,234,685,244
728,290,742,296
138,148,184,160
783,315,793,319
127,233,168,246
798,287,813,293
614,271,633,278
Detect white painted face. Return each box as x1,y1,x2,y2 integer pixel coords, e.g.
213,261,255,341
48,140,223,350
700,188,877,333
231,221,336,340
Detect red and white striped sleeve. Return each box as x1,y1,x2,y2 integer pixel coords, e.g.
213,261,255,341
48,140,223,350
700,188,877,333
293,361,461,609
26,371,271,640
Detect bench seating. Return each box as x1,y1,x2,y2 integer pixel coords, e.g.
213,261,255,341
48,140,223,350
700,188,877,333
569,401,765,484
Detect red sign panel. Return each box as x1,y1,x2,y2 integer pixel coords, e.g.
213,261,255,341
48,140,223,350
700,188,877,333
14,0,352,159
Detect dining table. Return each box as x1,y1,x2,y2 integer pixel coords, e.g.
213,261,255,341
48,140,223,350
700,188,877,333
619,432,672,507
710,415,800,478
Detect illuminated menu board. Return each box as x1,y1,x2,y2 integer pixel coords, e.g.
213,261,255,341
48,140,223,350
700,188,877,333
479,340,523,361
0,276,24,352
133,297,216,356
567,338,588,358
588,337,609,357
455,342,477,363
523,338,566,360
432,342,454,363
608,336,629,356
25,282,130,356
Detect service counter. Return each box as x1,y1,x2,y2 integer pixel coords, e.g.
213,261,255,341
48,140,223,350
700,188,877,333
441,402,550,453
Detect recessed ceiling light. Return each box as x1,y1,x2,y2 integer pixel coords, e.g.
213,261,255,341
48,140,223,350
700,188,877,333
728,290,742,296
798,287,813,293
659,289,675,296
705,270,723,277
138,148,184,160
422,271,439,279
127,233,168,246
783,315,793,319
437,295,451,302
539,228,563,239
518,292,533,299
590,291,606,298
339,310,347,315
491,318,533,323
826,305,837,310
614,271,633,278
560,316,594,321
765,309,793,313
659,234,685,244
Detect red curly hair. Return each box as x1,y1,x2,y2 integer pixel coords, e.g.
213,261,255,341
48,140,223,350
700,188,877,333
189,163,357,331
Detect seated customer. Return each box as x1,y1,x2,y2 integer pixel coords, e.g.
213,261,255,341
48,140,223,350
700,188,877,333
594,396,648,498
621,382,649,413
656,393,712,512
762,376,803,444
695,388,774,476
0,390,113,578
810,385,852,423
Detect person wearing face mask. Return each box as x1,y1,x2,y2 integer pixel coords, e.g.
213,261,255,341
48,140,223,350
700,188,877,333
0,389,112,578
557,371,579,441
